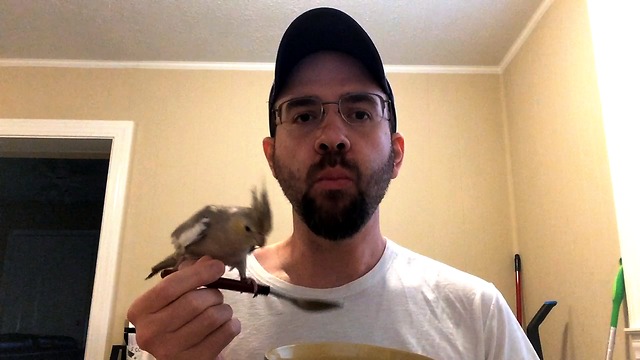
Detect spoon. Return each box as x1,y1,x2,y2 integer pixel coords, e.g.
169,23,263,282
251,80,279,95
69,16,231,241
160,269,342,312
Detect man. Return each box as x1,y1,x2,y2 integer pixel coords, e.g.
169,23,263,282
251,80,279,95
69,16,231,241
127,7,539,360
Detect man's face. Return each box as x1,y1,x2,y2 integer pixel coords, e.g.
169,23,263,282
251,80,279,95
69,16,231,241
264,52,404,240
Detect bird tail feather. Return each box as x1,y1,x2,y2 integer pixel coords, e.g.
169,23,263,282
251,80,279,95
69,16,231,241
145,254,178,279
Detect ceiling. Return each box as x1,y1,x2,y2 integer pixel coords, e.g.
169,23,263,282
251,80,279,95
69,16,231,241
0,0,546,68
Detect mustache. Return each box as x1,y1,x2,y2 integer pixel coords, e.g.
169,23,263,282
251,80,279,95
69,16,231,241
306,151,358,183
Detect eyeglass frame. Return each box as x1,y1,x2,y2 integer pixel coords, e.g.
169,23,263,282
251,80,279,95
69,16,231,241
271,92,392,130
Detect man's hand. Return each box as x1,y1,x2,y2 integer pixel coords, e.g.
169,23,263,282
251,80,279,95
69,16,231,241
127,257,241,360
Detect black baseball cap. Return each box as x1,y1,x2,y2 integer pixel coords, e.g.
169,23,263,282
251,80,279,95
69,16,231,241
268,7,397,136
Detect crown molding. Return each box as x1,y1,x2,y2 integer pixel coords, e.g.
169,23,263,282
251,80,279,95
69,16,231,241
499,0,555,72
0,59,276,71
385,64,500,74
0,58,500,74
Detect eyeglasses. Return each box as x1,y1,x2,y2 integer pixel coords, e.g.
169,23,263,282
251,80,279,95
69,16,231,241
273,92,391,131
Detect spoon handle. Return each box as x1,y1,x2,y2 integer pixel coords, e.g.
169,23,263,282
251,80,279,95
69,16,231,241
160,268,341,311
206,277,269,297
160,268,268,296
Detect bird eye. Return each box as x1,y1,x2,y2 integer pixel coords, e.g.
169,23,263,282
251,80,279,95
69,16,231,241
244,225,252,232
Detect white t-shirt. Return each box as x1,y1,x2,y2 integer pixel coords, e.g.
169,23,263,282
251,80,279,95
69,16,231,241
221,239,539,360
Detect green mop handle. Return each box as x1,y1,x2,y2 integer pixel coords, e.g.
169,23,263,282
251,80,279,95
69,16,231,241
605,261,625,360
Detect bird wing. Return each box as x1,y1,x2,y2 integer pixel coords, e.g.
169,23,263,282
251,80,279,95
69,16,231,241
170,205,218,251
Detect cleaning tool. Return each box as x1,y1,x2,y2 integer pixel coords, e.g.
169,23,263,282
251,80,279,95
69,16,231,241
515,254,523,327
526,300,557,360
605,259,625,360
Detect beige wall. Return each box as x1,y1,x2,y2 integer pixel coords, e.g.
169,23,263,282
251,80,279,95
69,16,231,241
386,73,514,288
503,0,624,358
0,67,512,358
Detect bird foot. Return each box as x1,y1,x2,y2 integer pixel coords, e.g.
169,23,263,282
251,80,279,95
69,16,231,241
242,277,259,297
160,268,178,278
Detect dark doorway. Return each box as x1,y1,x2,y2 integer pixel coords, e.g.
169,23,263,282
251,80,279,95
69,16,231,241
0,157,109,359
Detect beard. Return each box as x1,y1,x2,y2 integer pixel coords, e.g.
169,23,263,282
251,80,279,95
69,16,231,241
273,146,395,241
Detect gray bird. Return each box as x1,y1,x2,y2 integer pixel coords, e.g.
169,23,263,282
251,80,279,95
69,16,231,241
146,187,272,281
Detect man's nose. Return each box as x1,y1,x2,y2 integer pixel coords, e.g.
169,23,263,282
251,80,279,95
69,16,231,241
314,105,351,154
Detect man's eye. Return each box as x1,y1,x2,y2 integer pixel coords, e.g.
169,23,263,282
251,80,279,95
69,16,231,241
345,109,372,123
294,112,313,123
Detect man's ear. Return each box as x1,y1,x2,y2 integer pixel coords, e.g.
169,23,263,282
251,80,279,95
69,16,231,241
263,137,276,177
391,132,405,179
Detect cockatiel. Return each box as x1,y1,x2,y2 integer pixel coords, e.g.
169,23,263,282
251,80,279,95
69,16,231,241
146,187,272,281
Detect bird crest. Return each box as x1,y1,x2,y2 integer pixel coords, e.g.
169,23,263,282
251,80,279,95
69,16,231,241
251,186,272,237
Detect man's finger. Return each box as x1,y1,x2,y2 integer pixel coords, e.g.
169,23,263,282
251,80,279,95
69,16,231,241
128,257,225,318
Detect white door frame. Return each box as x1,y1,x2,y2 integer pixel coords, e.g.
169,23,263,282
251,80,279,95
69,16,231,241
0,119,134,359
